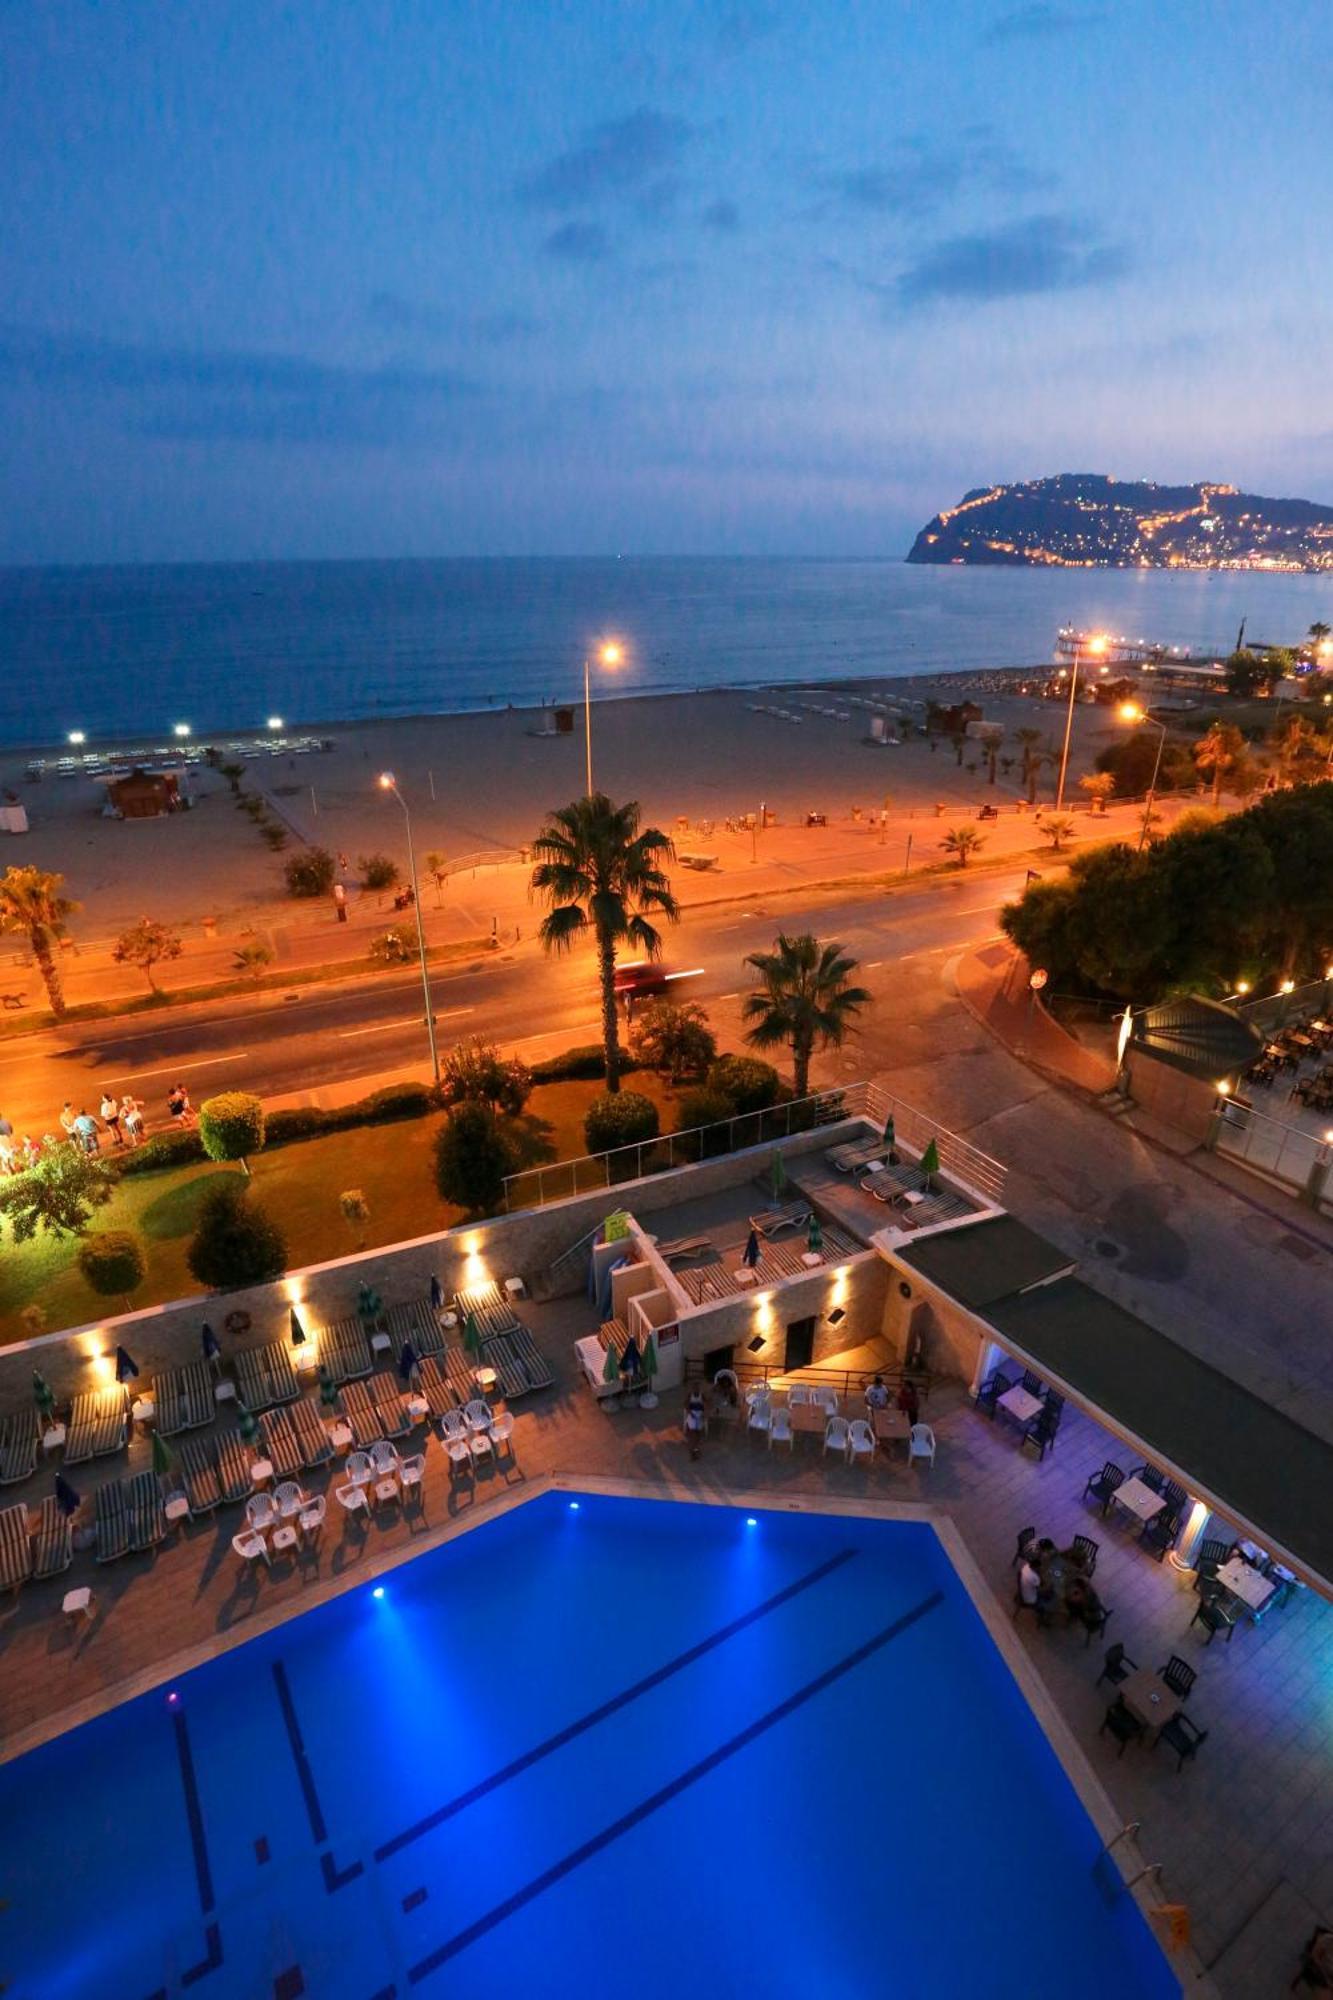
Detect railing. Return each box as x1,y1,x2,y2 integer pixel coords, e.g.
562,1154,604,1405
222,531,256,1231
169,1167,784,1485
684,1354,933,1402
1237,978,1332,1035
859,1079,1008,1206
1214,1095,1330,1205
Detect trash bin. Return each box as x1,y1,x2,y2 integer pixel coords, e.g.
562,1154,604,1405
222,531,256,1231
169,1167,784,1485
555,707,574,735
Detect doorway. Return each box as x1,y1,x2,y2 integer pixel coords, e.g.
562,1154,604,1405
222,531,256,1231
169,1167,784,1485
783,1316,816,1373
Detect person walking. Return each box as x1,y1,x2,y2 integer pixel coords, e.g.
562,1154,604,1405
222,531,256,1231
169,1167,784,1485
59,1101,78,1143
120,1094,144,1145
100,1091,124,1147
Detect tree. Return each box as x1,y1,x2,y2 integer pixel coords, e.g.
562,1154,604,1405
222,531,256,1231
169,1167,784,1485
440,1037,532,1116
1194,722,1245,806
433,1101,515,1215
741,932,870,1099
940,826,985,866
423,851,449,906
234,940,274,980
369,925,414,964
1014,727,1047,804
0,866,79,1017
77,1229,147,1311
339,1188,370,1248
112,917,183,994
1308,621,1330,649
530,793,679,1093
259,822,288,851
1224,649,1279,700
1036,814,1075,853
584,1089,659,1155
198,1092,266,1175
187,1182,287,1288
284,847,336,897
219,761,244,795
705,1054,781,1112
630,1000,716,1082
0,1145,111,1241
359,853,400,893
1078,772,1116,812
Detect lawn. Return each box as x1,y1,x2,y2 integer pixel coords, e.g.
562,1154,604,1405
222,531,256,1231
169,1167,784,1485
0,1073,684,1342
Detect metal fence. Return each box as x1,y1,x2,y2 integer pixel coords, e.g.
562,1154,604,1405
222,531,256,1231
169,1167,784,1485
1214,1095,1331,1207
1237,978,1333,1037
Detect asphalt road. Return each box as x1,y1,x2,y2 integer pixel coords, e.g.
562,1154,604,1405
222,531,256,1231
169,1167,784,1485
0,870,1022,1132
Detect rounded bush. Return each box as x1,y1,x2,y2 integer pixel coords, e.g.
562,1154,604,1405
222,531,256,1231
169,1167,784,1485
76,1229,147,1302
673,1087,736,1161
706,1055,781,1114
284,847,337,898
529,1044,635,1083
199,1092,266,1167
584,1090,659,1155
187,1184,287,1289
118,1129,205,1176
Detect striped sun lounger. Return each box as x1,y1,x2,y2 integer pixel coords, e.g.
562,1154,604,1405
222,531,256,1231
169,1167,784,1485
216,1431,254,1504
747,1199,812,1238
383,1298,443,1359
859,1163,928,1203
179,1436,223,1513
0,1503,33,1592
95,1480,133,1563
234,1342,300,1412
289,1399,334,1471
258,1408,303,1480
66,1388,128,1465
339,1381,383,1451
156,1363,216,1436
824,1137,885,1174
128,1470,166,1552
32,1496,72,1579
0,1409,39,1486
481,1327,554,1401
369,1371,413,1440
416,1354,458,1421
321,1316,375,1384
454,1284,521,1340
444,1346,477,1402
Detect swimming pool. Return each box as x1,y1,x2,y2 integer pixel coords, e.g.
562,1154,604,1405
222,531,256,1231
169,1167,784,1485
0,1489,1178,1998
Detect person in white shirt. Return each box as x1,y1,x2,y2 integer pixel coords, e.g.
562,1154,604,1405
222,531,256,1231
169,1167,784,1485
865,1376,890,1411
1017,1558,1042,1608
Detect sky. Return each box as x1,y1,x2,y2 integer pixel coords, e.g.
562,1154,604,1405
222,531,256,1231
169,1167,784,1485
2,1,1331,564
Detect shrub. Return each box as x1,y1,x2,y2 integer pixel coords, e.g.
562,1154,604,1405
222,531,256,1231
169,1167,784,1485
441,1037,532,1116
359,1082,438,1122
433,1102,514,1215
234,940,274,979
339,1188,370,1246
187,1183,287,1288
199,1092,266,1173
359,852,400,892
673,1087,736,1160
369,926,414,964
630,1000,717,1082
76,1229,148,1306
529,1043,635,1083
584,1089,659,1155
260,822,289,851
706,1055,781,1113
284,847,337,898
118,1128,205,1176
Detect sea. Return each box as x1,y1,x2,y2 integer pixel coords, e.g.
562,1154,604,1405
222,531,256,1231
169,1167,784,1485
2,556,1329,752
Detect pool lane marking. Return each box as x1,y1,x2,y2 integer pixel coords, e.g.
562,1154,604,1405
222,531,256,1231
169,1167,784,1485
406,1587,943,1984
171,1706,225,1987
272,1660,365,1893
373,1546,858,1868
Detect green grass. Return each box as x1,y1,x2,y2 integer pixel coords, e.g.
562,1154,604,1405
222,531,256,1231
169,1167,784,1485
0,1072,684,1342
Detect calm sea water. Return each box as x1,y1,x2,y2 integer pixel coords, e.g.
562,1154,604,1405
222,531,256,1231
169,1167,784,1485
1,555,1329,750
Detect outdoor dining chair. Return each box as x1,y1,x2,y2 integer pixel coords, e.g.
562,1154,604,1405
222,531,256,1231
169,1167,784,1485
747,1398,773,1442
272,1481,305,1521
1154,1712,1208,1773
1160,1656,1197,1699
232,1530,270,1571
823,1416,851,1459
908,1423,936,1469
368,1440,400,1477
488,1412,516,1457
1070,1534,1099,1576
245,1493,276,1535
1190,1599,1237,1645
1082,1462,1124,1514
768,1405,794,1452
1099,1698,1145,1756
345,1450,374,1488
1095,1642,1136,1689
846,1419,875,1465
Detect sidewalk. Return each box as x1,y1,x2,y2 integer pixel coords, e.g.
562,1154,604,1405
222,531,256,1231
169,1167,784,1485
954,938,1119,1095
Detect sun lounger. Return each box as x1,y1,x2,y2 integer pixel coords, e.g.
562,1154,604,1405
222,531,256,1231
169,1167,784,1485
216,1430,254,1504
156,1362,216,1436
747,1199,812,1238
454,1283,521,1340
258,1408,303,1480
321,1315,375,1384
339,1381,383,1451
0,1409,39,1486
289,1399,334,1470
66,1388,128,1465
95,1480,132,1562
0,1503,33,1592
654,1235,712,1263
895,1190,971,1231
369,1371,413,1440
179,1436,223,1512
416,1354,457,1420
481,1326,554,1400
32,1496,72,1579
824,1137,886,1174
859,1163,929,1203
443,1345,477,1402
383,1298,443,1359
129,1470,166,1551
234,1341,300,1411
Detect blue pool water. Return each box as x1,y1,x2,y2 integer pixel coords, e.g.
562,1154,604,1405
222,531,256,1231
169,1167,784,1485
0,1494,1178,1999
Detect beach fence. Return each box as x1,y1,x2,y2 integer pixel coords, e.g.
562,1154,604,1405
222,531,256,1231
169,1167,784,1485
1213,1095,1333,1213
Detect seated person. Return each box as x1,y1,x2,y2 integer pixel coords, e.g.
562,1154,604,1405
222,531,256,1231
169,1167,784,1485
684,1389,707,1460
865,1375,890,1411
1017,1557,1042,1608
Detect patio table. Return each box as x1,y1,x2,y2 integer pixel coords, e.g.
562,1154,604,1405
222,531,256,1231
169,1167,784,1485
997,1385,1042,1425
1118,1666,1181,1735
1111,1475,1167,1525
871,1408,911,1446
789,1402,835,1437
1216,1555,1275,1614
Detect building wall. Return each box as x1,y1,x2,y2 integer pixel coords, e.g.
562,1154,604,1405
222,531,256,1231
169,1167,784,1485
1124,1048,1218,1142
877,1254,989,1385
675,1253,889,1371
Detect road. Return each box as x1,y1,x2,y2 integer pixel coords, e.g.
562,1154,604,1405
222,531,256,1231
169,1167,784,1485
0,870,1022,1132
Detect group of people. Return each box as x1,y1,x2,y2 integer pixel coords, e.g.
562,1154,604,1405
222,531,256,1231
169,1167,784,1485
0,1081,197,1174
1016,1535,1106,1633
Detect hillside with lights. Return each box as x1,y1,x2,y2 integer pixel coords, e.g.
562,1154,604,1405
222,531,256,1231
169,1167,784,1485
907,474,1333,570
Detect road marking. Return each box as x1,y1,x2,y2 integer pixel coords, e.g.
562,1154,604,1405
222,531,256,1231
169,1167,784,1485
338,1008,473,1039
109,1052,251,1084
718,991,740,1000
866,960,883,969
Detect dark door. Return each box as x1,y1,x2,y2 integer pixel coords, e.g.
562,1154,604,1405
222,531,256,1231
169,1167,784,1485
783,1316,816,1372
703,1344,735,1380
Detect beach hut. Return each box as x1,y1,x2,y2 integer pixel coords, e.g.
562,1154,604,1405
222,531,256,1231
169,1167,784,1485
102,768,186,820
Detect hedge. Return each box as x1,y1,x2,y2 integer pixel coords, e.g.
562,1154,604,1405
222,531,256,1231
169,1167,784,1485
528,1044,638,1083
118,1081,439,1175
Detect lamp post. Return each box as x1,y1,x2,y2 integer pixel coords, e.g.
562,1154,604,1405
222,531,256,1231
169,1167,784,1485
378,772,440,1085
1118,702,1167,852
584,640,623,796
1054,634,1105,810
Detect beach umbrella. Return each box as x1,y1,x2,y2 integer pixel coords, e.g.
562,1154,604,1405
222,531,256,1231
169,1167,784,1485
621,1334,641,1385
742,1229,760,1268
289,1306,306,1348
770,1151,787,1199
200,1322,221,1364
397,1339,420,1383
463,1311,481,1359
921,1138,940,1181
429,1274,444,1312
601,1341,621,1387
236,1402,259,1445
114,1345,139,1385
357,1282,381,1322
318,1366,340,1410
882,1111,896,1155
151,1429,174,1478
639,1331,659,1392
807,1212,823,1253
31,1369,56,1419
54,1473,81,1518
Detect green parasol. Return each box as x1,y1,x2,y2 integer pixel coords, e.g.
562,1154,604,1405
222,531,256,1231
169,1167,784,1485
601,1340,621,1386
318,1365,340,1410
463,1311,481,1359
770,1150,787,1200
357,1282,382,1323
807,1212,823,1252
638,1331,660,1410
921,1137,940,1182
32,1369,56,1419
236,1401,259,1445
882,1111,896,1150
151,1428,174,1478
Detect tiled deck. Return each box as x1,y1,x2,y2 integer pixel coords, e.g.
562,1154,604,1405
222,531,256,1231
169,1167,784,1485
1,1302,1328,1996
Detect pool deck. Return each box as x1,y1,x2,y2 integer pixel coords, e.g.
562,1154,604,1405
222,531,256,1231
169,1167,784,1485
1,1301,1328,1997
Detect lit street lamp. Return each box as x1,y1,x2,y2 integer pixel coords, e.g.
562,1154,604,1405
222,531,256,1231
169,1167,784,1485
172,722,192,739
378,772,440,1085
1118,701,1167,852
584,640,623,796
1054,634,1105,810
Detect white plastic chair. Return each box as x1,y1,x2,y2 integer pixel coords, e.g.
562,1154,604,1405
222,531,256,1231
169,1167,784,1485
908,1423,937,1469
298,1497,326,1539
744,1382,769,1408
769,1405,794,1451
368,1440,400,1477
823,1415,851,1458
232,1529,269,1568
787,1385,811,1407
399,1452,426,1500
345,1450,373,1487
246,1493,276,1533
439,1410,468,1443
273,1480,305,1520
847,1419,875,1465
488,1412,515,1455
747,1397,772,1441
463,1398,492,1433
713,1368,739,1400
335,1482,369,1517
812,1385,838,1414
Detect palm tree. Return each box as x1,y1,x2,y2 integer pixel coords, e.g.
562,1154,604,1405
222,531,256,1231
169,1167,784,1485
1037,814,1075,853
1308,621,1330,647
940,826,986,867
1014,727,1046,804
1078,771,1116,813
741,933,870,1099
0,866,78,1017
530,794,678,1092
1193,722,1245,807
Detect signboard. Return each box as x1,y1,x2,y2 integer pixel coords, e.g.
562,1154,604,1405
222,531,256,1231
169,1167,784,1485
604,1211,631,1242
657,1323,680,1347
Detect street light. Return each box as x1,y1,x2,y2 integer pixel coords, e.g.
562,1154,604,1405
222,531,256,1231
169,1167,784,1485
378,772,440,1085
1054,634,1105,810
1118,701,1167,852
266,715,284,731
68,730,86,746
173,722,192,739
584,640,623,796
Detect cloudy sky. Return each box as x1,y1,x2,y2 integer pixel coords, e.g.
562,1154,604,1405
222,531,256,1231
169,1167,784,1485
2,1,1329,563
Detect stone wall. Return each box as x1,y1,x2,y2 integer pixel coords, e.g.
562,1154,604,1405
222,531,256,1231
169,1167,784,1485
674,1251,889,1371
876,1252,987,1385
